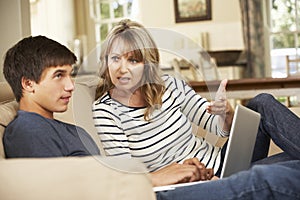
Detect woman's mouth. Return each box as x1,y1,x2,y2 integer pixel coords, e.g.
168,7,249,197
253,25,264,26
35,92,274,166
118,77,130,84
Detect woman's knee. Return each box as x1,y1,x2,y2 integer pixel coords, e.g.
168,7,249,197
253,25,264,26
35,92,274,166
247,93,275,111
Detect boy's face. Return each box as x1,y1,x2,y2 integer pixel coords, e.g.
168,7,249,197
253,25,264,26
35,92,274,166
29,65,74,118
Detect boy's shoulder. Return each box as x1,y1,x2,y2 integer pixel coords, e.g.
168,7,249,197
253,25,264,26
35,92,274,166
7,110,49,127
3,111,61,154
5,110,76,136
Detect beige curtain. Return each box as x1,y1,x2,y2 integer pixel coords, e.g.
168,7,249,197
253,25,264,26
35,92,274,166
240,0,265,78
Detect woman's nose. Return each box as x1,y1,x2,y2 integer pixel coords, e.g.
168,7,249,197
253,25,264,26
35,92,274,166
119,58,129,73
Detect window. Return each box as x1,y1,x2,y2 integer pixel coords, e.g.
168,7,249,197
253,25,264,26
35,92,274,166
269,0,300,77
89,0,139,43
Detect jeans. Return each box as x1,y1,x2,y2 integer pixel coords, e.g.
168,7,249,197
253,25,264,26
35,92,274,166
156,94,300,200
247,93,300,163
156,160,300,200
216,93,300,176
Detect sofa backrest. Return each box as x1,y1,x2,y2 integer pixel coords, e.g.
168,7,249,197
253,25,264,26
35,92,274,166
0,101,18,159
0,82,14,103
68,75,105,155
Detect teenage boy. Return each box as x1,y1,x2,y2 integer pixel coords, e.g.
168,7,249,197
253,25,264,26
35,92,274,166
3,36,100,157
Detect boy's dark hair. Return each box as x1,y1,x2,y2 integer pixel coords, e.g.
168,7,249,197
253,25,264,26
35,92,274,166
3,35,77,102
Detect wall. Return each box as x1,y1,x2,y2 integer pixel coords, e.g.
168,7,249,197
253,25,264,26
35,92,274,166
77,0,243,56
0,0,75,82
139,0,244,51
132,0,244,70
0,0,31,82
0,0,244,79
30,0,76,47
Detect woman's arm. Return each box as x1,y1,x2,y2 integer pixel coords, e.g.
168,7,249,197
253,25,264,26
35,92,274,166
178,77,233,137
150,158,214,186
92,102,131,158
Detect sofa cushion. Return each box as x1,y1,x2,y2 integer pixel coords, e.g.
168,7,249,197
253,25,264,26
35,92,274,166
0,101,18,159
0,156,155,200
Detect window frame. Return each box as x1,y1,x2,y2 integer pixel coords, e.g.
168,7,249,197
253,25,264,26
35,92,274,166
89,0,134,44
268,0,300,77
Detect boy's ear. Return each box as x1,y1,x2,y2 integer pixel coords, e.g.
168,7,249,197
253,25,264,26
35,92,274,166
21,77,35,92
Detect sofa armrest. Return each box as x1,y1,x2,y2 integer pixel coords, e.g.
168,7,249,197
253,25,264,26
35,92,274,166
0,156,156,200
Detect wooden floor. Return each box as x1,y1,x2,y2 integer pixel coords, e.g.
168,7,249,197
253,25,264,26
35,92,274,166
268,141,283,156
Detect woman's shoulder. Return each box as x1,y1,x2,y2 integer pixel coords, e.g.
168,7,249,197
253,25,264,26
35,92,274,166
162,74,187,90
162,74,175,82
93,92,111,106
92,92,120,115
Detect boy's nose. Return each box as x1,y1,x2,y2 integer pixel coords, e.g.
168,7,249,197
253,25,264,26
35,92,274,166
65,77,75,91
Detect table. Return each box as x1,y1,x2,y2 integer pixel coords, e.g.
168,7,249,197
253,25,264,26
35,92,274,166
189,77,300,101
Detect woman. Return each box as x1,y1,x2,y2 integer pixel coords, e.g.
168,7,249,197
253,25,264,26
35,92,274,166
93,19,234,186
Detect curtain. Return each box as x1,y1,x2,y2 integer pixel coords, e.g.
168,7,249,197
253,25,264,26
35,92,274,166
240,0,265,78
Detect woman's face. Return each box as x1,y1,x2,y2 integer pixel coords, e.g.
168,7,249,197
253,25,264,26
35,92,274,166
107,39,145,92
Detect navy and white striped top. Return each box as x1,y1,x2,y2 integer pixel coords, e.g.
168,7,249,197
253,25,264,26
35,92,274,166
92,75,229,172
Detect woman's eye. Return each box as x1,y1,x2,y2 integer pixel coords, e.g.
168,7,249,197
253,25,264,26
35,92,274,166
111,56,120,62
129,58,139,64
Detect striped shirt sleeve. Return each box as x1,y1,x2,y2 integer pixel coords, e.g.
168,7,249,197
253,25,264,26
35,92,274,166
92,96,132,158
168,76,229,137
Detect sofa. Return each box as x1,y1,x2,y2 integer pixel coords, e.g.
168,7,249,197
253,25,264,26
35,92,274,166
1,74,288,199
0,76,156,200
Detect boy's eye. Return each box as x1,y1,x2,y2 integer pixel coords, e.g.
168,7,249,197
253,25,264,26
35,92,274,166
55,73,62,78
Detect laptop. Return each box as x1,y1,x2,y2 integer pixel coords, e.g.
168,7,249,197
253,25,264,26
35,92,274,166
220,104,261,178
154,104,261,192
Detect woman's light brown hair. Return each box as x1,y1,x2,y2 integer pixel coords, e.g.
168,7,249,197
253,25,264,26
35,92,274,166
95,19,165,120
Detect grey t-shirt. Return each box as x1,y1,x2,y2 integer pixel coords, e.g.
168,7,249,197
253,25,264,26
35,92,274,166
4,110,100,158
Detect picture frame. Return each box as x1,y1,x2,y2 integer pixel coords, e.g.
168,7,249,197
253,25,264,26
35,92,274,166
174,0,212,23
